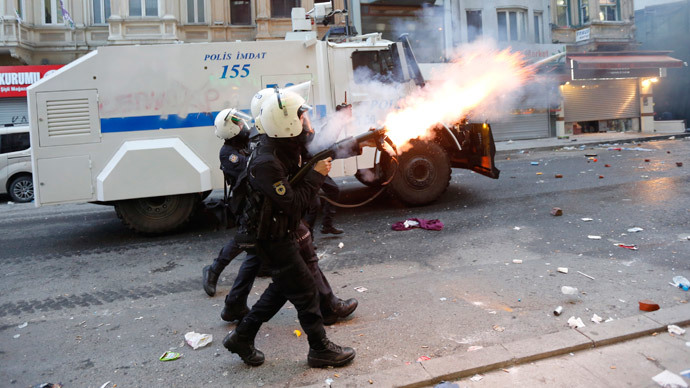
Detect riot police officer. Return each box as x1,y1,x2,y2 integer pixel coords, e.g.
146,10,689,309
223,90,355,368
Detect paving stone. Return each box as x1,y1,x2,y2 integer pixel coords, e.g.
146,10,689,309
502,329,593,364
576,315,664,347
642,303,690,327
328,362,431,388
416,344,514,386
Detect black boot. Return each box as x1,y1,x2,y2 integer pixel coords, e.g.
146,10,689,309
320,225,344,235
307,338,355,368
322,298,358,325
202,265,220,297
221,304,250,323
223,331,264,366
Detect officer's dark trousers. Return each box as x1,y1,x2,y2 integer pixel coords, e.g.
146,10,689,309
225,253,260,308
235,238,326,348
305,176,339,229
210,238,243,274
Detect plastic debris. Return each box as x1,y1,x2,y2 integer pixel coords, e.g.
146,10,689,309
531,161,539,165
555,174,563,178
470,374,484,382
668,325,686,336
557,267,568,274
627,227,644,233
512,259,523,264
577,271,595,280
338,242,344,249
325,378,334,386
492,325,505,332
184,331,212,349
32,384,63,388
417,356,431,362
467,345,483,352
652,370,688,388
13,334,20,339
553,306,563,316
681,369,690,379
513,226,521,230
588,235,602,240
591,314,603,324
551,207,563,216
581,218,594,222
645,159,651,162
293,329,302,337
639,300,660,312
598,175,604,179
434,382,460,388
605,164,611,167
159,351,182,361
403,219,419,228
677,162,683,167
354,286,368,293
561,286,578,295
100,382,111,388
536,172,543,175
18,322,28,329
567,316,585,329
616,243,638,250
672,276,690,291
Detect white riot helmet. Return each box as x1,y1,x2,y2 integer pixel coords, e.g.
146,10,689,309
254,115,265,134
214,108,249,139
250,88,274,119
259,90,311,138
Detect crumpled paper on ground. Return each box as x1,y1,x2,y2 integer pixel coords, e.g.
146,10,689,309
184,331,213,349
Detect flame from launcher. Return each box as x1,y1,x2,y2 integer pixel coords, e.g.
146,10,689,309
383,46,536,148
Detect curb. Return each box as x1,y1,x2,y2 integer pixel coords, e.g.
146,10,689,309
495,132,690,155
310,303,690,388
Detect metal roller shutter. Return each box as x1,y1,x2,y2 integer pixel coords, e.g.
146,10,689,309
563,79,639,122
491,112,550,141
0,98,29,126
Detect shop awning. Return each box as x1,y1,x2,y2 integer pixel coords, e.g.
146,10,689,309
569,54,684,69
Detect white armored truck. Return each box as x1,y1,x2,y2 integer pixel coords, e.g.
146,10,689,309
28,21,499,234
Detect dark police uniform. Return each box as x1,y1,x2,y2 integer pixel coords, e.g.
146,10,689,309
233,137,329,348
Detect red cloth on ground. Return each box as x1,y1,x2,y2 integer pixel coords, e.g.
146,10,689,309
391,218,444,231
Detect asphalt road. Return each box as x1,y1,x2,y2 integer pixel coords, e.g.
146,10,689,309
1,138,689,388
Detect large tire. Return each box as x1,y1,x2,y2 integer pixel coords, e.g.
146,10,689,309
386,140,450,206
114,194,197,234
8,175,34,203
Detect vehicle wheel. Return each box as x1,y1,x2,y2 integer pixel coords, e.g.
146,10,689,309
386,140,450,206
114,194,197,234
8,175,34,203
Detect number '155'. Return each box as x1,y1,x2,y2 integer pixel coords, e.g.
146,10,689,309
221,64,250,79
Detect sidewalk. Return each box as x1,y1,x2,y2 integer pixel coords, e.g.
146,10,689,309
306,304,690,388
495,128,690,154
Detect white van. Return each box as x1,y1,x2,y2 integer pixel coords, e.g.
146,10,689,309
0,126,33,203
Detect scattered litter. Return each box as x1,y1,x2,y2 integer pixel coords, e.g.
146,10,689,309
184,332,212,349
639,300,660,312
439,297,447,301
325,378,334,386
555,174,563,178
608,147,653,152
536,172,543,175
551,207,563,216
591,314,603,324
616,243,638,250
641,175,650,179
652,370,687,388
513,226,521,230
134,316,143,320
677,162,683,167
99,382,111,388
627,227,644,233
669,136,676,140
467,345,483,352
605,164,611,167
581,218,594,222
588,235,601,240
338,242,344,249
598,175,604,179
668,325,686,336
416,356,431,362
585,153,597,157
672,276,690,291
682,369,690,379
18,322,28,329
561,286,578,295
512,259,523,264
13,334,20,339
567,316,585,329
159,351,182,361
392,218,444,231
31,384,63,388
492,325,505,332
434,382,460,388
645,159,651,162
293,330,302,337
557,267,568,274
577,271,595,280
553,306,563,316
605,317,615,323
354,286,368,293
531,161,539,165
470,374,484,382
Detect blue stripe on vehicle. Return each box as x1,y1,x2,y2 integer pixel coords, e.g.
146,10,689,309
100,106,326,133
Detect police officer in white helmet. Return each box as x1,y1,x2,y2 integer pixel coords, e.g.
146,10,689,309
223,90,355,368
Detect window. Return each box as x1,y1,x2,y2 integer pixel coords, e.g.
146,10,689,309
599,0,618,21
579,0,589,24
187,0,205,23
230,0,251,25
556,0,569,26
534,12,543,43
497,10,526,42
466,10,482,43
271,0,298,18
0,133,30,154
43,0,64,24
351,50,403,84
93,0,111,24
129,0,158,17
